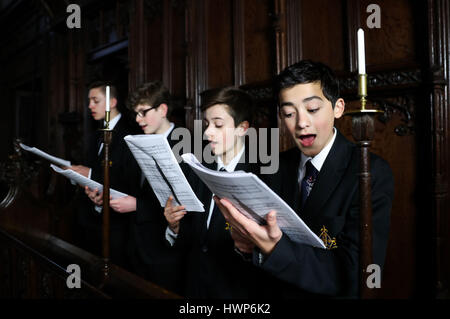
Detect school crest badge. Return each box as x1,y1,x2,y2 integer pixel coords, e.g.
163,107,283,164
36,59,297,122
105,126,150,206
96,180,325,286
319,226,338,250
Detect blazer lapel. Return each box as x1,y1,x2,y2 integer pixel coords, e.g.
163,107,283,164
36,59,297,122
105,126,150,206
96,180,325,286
106,116,126,156
300,132,354,224
281,148,302,211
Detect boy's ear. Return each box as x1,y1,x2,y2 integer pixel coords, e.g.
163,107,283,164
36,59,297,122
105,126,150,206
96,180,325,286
333,98,345,119
159,103,169,117
110,97,118,110
237,120,250,136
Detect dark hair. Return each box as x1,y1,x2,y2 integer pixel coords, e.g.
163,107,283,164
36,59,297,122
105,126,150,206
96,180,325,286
88,81,119,100
88,80,125,113
127,81,173,117
201,87,253,126
275,60,340,107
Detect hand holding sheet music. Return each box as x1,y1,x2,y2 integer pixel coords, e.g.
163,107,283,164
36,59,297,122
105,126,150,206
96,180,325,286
181,153,326,249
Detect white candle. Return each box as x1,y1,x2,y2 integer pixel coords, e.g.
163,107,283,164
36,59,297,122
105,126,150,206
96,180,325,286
106,86,110,112
357,28,366,75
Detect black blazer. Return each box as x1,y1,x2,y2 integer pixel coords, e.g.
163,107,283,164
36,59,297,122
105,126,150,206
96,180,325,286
259,130,394,298
176,152,267,298
129,127,188,294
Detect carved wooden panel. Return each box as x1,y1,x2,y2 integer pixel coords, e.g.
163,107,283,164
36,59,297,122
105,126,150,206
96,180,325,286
359,0,419,69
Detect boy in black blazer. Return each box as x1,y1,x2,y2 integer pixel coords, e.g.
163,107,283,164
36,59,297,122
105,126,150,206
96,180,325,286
215,60,394,298
164,87,266,298
72,81,141,270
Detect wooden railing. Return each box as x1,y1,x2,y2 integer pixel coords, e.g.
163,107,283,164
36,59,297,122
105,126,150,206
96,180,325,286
0,225,180,299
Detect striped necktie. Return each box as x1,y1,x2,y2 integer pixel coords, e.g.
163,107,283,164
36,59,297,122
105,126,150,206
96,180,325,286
300,160,318,207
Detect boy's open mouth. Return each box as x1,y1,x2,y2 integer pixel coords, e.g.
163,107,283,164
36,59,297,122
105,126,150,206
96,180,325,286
298,134,316,147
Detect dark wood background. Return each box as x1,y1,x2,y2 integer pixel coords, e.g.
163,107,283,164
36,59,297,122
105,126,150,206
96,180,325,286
0,0,448,299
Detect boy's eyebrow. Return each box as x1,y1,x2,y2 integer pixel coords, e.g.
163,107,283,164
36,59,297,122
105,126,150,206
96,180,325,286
279,102,295,108
280,96,324,108
302,95,323,103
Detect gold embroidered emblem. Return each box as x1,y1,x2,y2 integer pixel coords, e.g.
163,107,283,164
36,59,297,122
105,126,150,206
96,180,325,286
319,226,338,250
225,222,232,231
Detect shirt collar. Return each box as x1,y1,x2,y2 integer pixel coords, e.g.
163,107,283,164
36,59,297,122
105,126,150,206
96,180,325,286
217,146,245,172
162,122,175,138
300,127,337,172
104,113,121,129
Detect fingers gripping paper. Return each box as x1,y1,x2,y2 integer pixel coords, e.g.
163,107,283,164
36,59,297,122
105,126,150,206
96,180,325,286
181,153,325,249
124,135,204,212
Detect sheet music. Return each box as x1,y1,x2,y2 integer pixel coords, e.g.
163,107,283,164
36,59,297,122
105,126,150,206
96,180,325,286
182,153,325,249
124,135,204,212
20,143,71,167
50,164,127,199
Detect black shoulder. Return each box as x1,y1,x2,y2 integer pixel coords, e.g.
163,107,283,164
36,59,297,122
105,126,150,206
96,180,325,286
370,152,393,176
280,147,301,159
114,115,141,137
279,147,301,169
369,152,394,200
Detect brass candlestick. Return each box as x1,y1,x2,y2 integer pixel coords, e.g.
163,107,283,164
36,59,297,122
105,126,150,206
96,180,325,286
104,110,111,129
345,73,383,299
359,73,367,110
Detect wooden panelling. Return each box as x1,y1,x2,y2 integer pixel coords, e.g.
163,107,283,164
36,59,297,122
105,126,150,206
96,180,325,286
128,0,146,91
300,0,346,71
145,5,164,83
206,0,233,88
0,0,448,299
232,0,246,86
360,0,418,69
129,0,166,86
243,0,274,83
185,0,207,125
163,0,186,98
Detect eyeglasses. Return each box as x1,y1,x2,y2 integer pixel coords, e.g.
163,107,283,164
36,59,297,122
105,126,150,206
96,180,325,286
135,105,158,118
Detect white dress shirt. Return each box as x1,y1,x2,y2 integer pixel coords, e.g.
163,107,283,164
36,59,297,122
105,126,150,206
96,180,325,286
165,146,246,246
297,127,337,183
